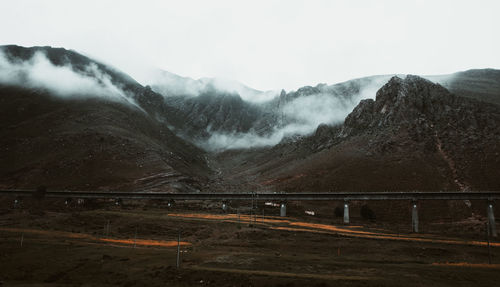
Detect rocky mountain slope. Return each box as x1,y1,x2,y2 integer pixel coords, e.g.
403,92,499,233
149,74,389,150
214,75,500,192
427,69,500,106
149,69,500,151
1,45,499,192
0,45,210,191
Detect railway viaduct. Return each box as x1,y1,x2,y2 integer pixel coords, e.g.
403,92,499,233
1,190,498,236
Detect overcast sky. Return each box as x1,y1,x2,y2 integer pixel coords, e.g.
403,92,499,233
1,0,499,91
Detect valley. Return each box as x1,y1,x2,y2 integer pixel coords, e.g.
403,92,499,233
1,44,499,286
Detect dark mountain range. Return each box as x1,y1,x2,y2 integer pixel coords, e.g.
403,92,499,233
214,75,500,192
0,45,210,191
162,92,276,139
148,73,390,150
426,69,500,106
148,69,265,100
1,45,499,192
148,69,500,151
1,45,142,92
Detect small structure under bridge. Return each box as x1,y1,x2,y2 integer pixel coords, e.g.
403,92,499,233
1,190,498,237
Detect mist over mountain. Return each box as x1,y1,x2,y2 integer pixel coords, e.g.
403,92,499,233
425,69,500,106
0,47,136,107
1,45,499,192
214,75,500,192
146,69,271,102
146,69,500,151
147,71,393,150
0,45,210,191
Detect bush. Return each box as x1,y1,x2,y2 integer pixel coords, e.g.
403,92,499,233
361,204,376,221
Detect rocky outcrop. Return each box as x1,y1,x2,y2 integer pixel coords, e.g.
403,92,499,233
341,75,500,150
238,75,500,192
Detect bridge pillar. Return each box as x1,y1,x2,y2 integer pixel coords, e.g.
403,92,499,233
14,198,21,208
412,201,419,233
343,201,349,224
487,201,497,237
222,200,228,212
280,202,287,217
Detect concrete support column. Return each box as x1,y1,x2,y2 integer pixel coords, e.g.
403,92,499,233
343,201,350,224
222,200,228,212
280,202,287,217
412,201,419,233
487,201,497,237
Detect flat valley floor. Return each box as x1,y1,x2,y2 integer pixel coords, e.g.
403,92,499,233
0,199,498,287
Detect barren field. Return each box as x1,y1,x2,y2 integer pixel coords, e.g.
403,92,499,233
0,198,498,287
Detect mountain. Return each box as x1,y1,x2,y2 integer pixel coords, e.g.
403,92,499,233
213,75,500,192
146,69,267,101
148,73,391,150
0,45,142,92
161,91,277,141
1,45,499,192
0,45,210,191
146,69,500,151
426,69,500,106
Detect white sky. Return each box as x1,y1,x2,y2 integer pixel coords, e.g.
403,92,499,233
1,0,499,91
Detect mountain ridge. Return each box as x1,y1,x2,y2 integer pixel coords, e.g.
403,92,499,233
0,45,211,191
1,45,499,192
212,75,500,192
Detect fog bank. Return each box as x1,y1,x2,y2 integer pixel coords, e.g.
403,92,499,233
202,77,391,151
0,50,139,107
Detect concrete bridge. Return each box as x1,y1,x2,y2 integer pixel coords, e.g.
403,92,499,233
1,189,498,236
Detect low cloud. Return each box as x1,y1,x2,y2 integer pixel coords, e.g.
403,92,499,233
147,69,279,103
0,50,139,107
202,77,391,151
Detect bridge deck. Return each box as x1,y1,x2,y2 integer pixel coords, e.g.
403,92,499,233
1,190,499,201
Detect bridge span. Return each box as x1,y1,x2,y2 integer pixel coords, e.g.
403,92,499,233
1,189,498,236
1,190,500,200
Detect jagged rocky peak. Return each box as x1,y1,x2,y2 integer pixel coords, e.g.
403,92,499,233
279,89,286,97
341,73,500,145
374,75,450,115
344,75,452,131
296,85,321,95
